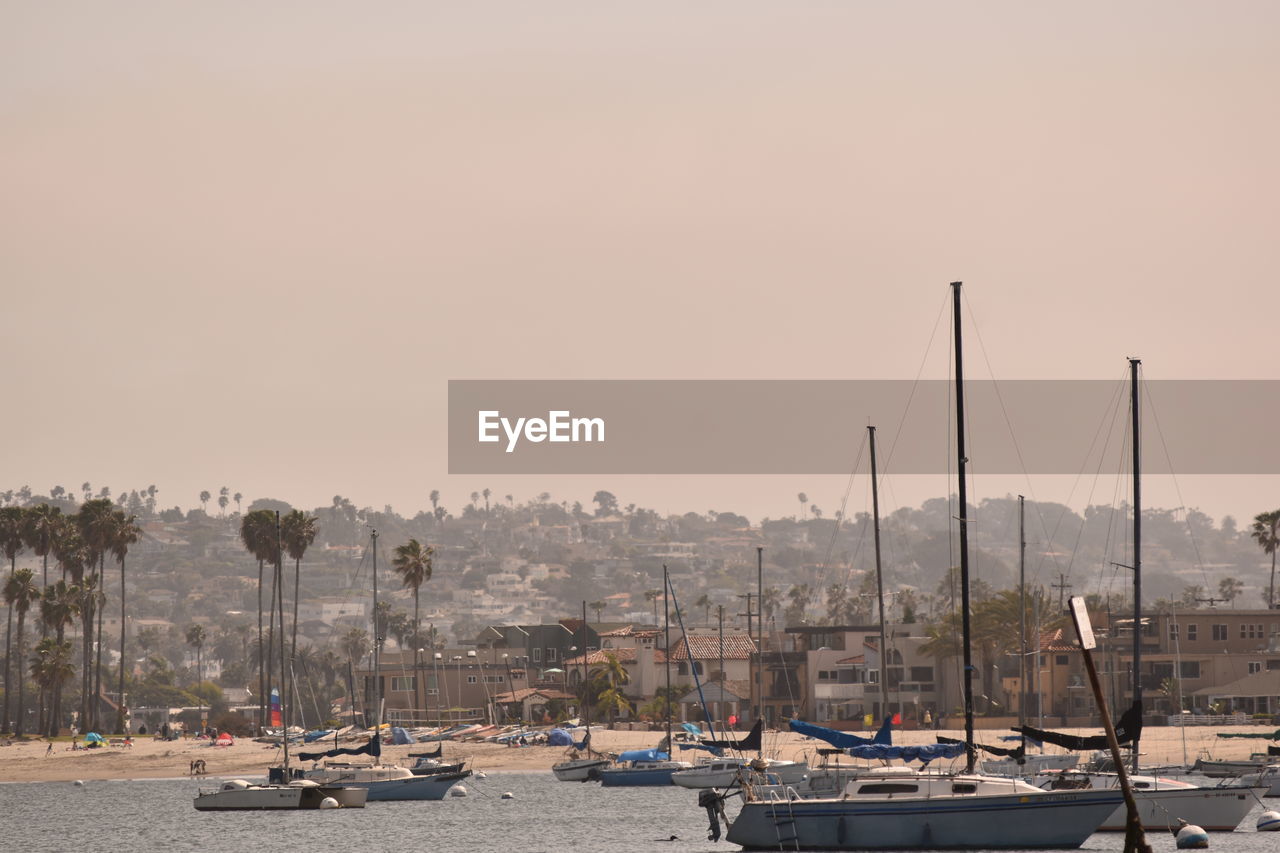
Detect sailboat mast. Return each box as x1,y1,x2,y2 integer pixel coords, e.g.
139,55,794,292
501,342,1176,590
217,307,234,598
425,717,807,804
372,528,381,755
1018,495,1027,747
277,511,289,772
756,546,764,734
581,600,589,737
951,280,976,773
1130,358,1142,772
869,426,891,724
663,564,672,755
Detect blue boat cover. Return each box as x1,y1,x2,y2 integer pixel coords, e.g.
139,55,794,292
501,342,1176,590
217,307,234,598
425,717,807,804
847,742,965,763
790,716,893,748
302,729,334,743
391,727,414,745
677,742,725,757
617,748,668,762
680,722,703,736
547,728,574,746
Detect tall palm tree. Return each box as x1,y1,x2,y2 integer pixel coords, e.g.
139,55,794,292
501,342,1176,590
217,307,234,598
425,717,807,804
29,638,74,737
0,506,26,734
111,512,140,731
392,538,434,713
694,593,712,624
589,652,632,725
233,492,243,515
1252,511,1280,609
22,503,63,592
340,627,369,723
644,589,661,627
797,492,808,520
199,490,211,513
428,491,440,514
281,509,318,720
5,569,40,735
589,600,606,623
39,582,80,735
241,509,278,728
186,624,207,687
218,487,230,517
76,498,116,731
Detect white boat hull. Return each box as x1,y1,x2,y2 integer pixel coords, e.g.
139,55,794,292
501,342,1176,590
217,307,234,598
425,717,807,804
726,788,1125,850
193,781,368,811
1094,785,1262,832
672,759,809,789
552,758,611,782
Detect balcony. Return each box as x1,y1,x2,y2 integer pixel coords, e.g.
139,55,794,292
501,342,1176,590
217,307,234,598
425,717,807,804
814,683,865,701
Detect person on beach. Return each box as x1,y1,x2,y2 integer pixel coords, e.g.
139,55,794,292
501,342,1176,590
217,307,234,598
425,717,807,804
45,742,53,757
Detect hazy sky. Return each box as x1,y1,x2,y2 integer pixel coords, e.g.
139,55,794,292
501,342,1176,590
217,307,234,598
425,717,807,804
4,2,1278,527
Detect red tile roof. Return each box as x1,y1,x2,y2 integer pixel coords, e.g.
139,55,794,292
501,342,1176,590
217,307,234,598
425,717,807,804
668,635,757,661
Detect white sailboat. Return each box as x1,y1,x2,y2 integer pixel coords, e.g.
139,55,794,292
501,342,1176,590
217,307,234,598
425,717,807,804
725,282,1132,849
195,512,367,811
552,601,612,782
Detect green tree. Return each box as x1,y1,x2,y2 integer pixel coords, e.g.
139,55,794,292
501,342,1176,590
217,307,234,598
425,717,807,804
1252,511,1280,609
76,498,116,731
186,624,207,688
589,652,632,724
199,490,211,513
29,638,74,736
22,503,62,591
644,589,662,626
589,600,606,623
592,491,618,517
281,510,318,689
391,538,434,705
4,569,41,734
694,593,712,624
40,580,80,736
1218,577,1244,607
0,505,26,734
240,509,278,728
111,512,140,731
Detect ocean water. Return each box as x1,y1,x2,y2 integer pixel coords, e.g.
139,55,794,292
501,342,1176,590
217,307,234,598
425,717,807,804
0,772,1274,853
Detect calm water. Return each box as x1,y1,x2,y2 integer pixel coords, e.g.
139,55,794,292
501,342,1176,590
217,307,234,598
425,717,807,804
0,772,1274,853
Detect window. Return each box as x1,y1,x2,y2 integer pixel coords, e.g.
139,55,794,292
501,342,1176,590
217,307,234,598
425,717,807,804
547,648,557,662
952,783,977,794
677,663,688,676
1187,624,1198,641
1055,655,1069,666
1250,662,1264,674
390,676,416,692
910,666,934,682
484,674,505,684
1151,662,1174,679
1212,625,1227,642
1180,661,1200,679
532,648,542,662
856,783,919,794
1267,660,1280,671
1169,623,1180,641
466,675,477,684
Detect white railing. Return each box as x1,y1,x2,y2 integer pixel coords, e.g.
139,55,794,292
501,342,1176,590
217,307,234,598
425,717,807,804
1166,712,1254,726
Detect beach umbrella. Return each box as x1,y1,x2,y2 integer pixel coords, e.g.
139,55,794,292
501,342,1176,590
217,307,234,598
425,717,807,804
84,732,104,743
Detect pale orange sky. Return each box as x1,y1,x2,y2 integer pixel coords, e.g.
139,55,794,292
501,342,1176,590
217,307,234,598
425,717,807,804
3,2,1278,533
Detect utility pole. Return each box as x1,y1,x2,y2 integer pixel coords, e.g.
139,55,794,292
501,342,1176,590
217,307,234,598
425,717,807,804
1051,573,1072,611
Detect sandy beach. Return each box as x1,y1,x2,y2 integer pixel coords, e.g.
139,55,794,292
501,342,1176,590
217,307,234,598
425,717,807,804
0,724,1271,784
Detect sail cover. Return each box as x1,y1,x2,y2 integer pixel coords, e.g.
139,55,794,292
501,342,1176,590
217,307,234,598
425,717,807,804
1012,701,1142,751
1218,729,1280,740
296,736,380,763
847,743,966,764
936,735,1024,760
408,743,443,759
617,748,668,762
790,716,893,749
703,718,764,752
678,742,725,757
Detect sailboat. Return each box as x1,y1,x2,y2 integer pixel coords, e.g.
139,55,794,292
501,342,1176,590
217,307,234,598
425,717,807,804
725,282,1131,849
1013,360,1264,832
597,565,692,786
552,601,611,781
288,529,470,801
195,512,367,811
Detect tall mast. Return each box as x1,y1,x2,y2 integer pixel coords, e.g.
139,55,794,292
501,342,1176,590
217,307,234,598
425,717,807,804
581,600,589,742
869,425,891,723
276,511,289,772
756,546,764,737
372,527,381,759
1130,358,1142,772
663,564,672,755
1018,495,1027,749
718,604,725,737
952,280,976,773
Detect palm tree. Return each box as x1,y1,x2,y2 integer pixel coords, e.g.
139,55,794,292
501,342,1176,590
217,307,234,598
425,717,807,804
694,593,712,624
39,582,79,735
186,624,207,687
1252,511,1280,609
199,490,211,513
391,538,434,710
797,492,808,520
428,491,440,514
111,512,140,731
482,488,491,515
589,651,632,724
77,494,116,727
589,600,607,623
340,627,369,723
5,569,41,734
218,487,230,517
22,503,62,591
760,587,782,628
240,509,278,727
644,589,661,626
281,510,318,701
0,506,26,734
233,492,243,515
29,638,74,737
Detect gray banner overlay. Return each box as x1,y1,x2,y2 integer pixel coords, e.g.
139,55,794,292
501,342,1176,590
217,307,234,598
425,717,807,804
448,380,1276,475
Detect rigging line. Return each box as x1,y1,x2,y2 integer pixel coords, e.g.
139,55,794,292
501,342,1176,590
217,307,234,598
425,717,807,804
1141,381,1212,590
1049,370,1130,583
1096,402,1133,606
810,430,870,620
882,288,951,474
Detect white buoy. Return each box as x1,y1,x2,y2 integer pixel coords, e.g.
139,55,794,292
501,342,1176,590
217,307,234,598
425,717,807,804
500,791,514,799
318,797,340,809
476,771,488,779
450,785,468,797
1257,811,1280,832
73,780,84,787
1175,819,1209,849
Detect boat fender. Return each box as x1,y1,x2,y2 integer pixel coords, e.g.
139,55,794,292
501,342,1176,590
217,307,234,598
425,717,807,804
1258,811,1280,832
501,792,514,799
73,780,84,787
450,786,467,797
1174,819,1208,849
319,797,340,809
476,771,487,779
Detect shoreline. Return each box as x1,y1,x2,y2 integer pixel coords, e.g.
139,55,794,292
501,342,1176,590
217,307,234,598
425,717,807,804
0,724,1264,784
